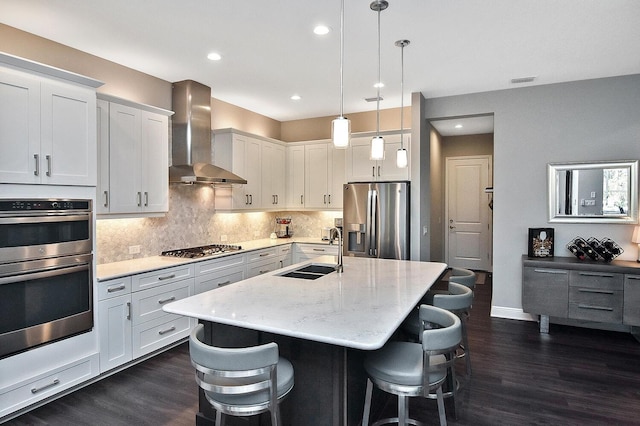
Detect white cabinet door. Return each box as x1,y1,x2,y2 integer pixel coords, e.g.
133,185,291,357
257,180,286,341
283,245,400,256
378,134,409,181
261,141,285,209
0,68,40,184
286,145,305,208
328,144,345,208
98,294,132,373
108,102,142,213
141,111,169,212
96,100,110,213
40,80,96,186
305,143,330,209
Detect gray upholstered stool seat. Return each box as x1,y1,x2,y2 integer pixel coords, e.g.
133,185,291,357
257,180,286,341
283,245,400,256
189,324,294,426
362,305,461,426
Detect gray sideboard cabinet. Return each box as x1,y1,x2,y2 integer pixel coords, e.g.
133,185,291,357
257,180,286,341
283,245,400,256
522,255,640,335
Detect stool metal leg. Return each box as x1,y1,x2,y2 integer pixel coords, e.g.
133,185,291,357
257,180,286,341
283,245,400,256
436,386,447,426
362,378,374,425
398,394,407,426
461,318,471,378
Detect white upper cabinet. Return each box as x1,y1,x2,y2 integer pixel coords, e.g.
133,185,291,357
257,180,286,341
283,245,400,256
0,64,99,186
97,94,172,216
346,133,410,182
286,145,305,208
214,129,286,211
304,142,345,210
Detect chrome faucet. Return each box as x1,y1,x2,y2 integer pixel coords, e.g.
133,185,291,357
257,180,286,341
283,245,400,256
329,227,343,273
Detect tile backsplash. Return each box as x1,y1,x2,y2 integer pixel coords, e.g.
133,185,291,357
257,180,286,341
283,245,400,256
96,185,342,264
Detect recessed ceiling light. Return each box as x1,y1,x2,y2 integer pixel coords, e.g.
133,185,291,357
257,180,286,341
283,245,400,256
290,95,301,101
207,52,221,61
313,25,330,35
374,82,384,88
455,124,463,129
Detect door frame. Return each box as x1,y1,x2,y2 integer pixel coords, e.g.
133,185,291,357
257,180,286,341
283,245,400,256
444,154,493,271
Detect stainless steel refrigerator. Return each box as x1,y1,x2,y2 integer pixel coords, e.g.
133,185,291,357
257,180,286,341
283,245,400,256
343,181,410,260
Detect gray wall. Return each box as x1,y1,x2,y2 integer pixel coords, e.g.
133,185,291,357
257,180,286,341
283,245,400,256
421,74,640,319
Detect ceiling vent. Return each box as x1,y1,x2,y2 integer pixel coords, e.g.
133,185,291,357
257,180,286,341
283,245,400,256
365,96,384,102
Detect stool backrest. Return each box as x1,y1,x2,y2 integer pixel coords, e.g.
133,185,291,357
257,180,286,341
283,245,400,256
432,282,473,312
449,268,476,289
189,324,279,398
419,305,461,353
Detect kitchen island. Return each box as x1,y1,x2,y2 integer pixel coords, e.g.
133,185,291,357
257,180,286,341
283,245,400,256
163,255,447,425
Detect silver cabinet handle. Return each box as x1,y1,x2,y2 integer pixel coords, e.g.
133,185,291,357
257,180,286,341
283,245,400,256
218,280,232,287
103,190,109,207
158,273,176,281
578,272,614,278
249,194,253,205
259,252,271,257
107,284,126,293
45,155,52,177
31,379,60,394
533,269,567,274
259,269,271,274
34,154,40,176
372,166,375,177
328,194,331,204
158,296,176,304
627,276,640,281
324,194,327,204
578,289,614,295
577,304,614,312
377,165,381,177
300,195,304,204
313,248,326,252
246,194,249,205
144,192,149,207
137,192,142,207
158,326,176,335
126,301,131,320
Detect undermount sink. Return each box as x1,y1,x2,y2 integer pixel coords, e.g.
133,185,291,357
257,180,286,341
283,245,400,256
279,264,336,280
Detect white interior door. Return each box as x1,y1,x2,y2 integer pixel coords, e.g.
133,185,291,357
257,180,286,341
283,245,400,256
445,156,492,271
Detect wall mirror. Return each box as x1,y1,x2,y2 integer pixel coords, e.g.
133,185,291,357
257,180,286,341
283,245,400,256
548,160,638,223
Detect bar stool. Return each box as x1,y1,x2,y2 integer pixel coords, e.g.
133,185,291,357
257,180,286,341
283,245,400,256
189,324,295,426
362,305,462,426
402,282,474,379
449,267,476,290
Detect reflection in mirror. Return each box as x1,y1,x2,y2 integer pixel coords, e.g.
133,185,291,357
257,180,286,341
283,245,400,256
548,160,638,223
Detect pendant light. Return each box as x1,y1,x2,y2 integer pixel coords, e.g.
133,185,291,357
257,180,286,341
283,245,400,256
370,0,388,161
332,0,350,149
395,39,409,168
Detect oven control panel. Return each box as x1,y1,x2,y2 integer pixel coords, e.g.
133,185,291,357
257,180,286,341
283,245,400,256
0,199,91,213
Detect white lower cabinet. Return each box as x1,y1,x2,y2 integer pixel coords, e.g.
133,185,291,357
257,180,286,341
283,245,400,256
97,265,194,373
246,247,280,278
293,243,340,263
195,254,246,293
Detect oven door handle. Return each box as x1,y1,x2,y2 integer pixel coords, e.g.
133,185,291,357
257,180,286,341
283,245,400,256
0,261,90,285
0,213,91,224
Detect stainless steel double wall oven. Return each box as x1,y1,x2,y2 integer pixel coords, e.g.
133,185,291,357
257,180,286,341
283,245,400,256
0,199,94,358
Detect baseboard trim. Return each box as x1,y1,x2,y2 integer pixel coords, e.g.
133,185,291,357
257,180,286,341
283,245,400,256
490,306,536,322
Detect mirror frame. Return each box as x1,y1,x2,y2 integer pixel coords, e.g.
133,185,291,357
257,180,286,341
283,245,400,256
547,160,639,224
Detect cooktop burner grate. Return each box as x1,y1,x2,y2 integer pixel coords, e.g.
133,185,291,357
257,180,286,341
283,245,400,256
161,244,242,258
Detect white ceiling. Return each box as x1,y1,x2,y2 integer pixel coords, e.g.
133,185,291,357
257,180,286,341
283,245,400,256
1,1,639,123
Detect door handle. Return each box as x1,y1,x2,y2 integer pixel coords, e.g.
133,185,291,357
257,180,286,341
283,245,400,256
144,192,149,207
449,225,456,229
103,191,109,207
45,155,52,177
137,192,142,207
34,154,40,176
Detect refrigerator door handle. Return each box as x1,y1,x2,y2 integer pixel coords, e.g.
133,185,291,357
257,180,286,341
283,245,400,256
369,189,378,257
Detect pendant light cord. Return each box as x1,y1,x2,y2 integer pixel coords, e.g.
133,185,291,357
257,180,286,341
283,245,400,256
375,6,381,137
400,42,404,149
339,0,345,118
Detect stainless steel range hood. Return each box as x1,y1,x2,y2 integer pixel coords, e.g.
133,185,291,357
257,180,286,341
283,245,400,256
169,80,247,184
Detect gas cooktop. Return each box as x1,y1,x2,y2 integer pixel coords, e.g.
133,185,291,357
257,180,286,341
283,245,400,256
161,244,242,259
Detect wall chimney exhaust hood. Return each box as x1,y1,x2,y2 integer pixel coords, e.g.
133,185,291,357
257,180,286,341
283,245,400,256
169,80,247,184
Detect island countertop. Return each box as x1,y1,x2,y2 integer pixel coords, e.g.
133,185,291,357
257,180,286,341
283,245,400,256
163,255,447,350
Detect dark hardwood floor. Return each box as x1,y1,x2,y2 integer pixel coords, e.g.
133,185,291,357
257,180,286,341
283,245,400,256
7,273,640,425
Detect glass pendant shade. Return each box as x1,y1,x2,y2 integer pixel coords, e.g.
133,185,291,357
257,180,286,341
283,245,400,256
396,147,408,168
370,136,385,160
332,116,350,149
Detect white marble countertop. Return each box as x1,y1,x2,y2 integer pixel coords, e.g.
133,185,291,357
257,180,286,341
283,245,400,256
163,255,447,350
96,237,335,281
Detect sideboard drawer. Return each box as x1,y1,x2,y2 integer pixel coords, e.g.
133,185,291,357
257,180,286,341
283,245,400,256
569,287,623,323
569,271,623,291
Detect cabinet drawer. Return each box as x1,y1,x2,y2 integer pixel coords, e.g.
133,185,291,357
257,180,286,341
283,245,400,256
624,274,640,326
247,260,280,278
246,248,278,263
522,267,568,317
0,355,97,417
297,244,339,256
195,266,245,294
132,264,194,292
131,279,193,325
569,270,623,290
569,287,623,323
97,276,132,301
277,244,292,256
195,254,245,276
132,314,192,358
